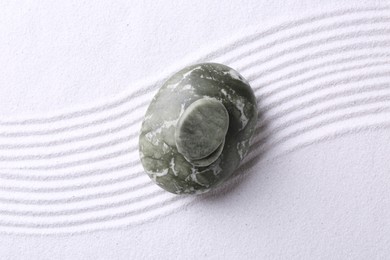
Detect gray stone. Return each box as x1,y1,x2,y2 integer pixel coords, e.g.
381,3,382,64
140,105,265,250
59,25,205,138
139,63,257,194
175,98,229,166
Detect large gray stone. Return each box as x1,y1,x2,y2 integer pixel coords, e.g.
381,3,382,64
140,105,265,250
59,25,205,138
139,63,257,194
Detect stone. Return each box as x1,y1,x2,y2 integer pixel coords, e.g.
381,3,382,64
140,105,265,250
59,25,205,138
175,98,229,166
139,63,257,194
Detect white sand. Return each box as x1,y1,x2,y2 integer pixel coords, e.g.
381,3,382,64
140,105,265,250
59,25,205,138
0,1,389,259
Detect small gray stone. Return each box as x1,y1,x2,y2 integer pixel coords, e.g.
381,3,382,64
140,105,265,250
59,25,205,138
175,98,229,164
139,63,257,194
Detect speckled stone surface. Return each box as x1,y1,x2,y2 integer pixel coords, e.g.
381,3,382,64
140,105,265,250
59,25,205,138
139,63,257,194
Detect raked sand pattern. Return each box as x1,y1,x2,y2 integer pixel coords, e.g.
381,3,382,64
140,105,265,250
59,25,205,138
0,7,390,234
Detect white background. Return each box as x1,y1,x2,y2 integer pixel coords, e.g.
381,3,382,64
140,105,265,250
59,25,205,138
0,0,379,116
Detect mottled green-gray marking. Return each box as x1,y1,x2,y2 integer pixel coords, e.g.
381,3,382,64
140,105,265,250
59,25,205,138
139,63,257,194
